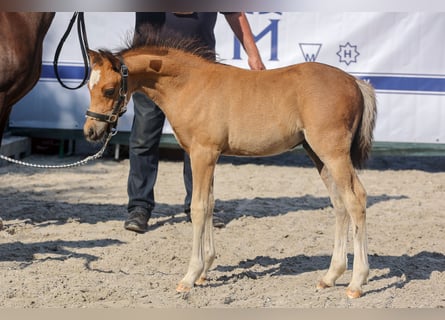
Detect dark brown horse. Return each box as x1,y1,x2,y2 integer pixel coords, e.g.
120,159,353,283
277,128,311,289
0,12,54,145
83,34,377,298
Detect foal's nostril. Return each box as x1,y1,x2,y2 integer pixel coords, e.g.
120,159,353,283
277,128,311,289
85,127,96,140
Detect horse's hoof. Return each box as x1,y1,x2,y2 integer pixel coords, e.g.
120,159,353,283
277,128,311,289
195,276,207,286
316,280,332,291
346,287,362,299
176,282,191,293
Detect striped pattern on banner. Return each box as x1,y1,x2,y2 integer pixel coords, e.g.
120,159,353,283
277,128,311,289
41,63,445,95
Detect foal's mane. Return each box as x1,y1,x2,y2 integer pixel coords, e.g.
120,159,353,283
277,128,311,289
119,26,217,62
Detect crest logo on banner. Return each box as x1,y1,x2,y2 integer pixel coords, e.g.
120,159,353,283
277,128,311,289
337,42,360,65
299,43,322,62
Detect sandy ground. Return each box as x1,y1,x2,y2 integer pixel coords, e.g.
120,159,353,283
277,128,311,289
0,148,444,308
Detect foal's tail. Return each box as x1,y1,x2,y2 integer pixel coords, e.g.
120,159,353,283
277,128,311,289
351,79,377,169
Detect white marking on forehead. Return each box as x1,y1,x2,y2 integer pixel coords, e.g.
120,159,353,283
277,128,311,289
89,69,101,90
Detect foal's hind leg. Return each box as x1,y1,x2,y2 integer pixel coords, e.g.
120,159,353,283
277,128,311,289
304,143,350,290
323,155,369,298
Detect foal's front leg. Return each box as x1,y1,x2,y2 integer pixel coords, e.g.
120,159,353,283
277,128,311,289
195,180,216,285
176,148,217,292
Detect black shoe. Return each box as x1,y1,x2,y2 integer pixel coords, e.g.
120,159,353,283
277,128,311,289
124,208,150,232
212,214,225,228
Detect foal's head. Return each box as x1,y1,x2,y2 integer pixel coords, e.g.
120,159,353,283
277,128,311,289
84,49,128,142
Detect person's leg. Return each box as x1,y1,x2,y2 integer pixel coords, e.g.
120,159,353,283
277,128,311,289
183,151,193,220
125,92,165,232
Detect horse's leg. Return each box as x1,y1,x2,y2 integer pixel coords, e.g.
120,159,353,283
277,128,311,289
176,146,218,292
0,94,9,144
0,94,5,225
303,143,350,290
195,177,216,286
322,154,369,298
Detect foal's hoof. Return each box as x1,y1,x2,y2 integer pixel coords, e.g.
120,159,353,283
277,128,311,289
346,287,362,299
316,280,332,291
176,282,191,293
195,276,207,286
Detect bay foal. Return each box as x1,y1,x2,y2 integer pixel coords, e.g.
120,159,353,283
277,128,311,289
83,35,377,298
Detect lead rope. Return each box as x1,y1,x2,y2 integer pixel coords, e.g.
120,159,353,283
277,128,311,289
0,130,116,169
53,12,90,90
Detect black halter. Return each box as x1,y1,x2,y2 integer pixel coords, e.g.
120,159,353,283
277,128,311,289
85,59,129,127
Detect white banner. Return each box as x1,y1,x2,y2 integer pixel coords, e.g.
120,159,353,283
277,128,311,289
10,12,445,144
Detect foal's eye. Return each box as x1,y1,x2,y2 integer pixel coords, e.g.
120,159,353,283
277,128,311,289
104,88,116,98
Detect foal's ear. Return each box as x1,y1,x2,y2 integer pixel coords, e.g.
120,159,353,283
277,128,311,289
88,49,102,65
149,59,162,72
108,54,122,73
97,49,121,73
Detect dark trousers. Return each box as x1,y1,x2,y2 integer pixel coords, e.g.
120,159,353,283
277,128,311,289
127,92,193,214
